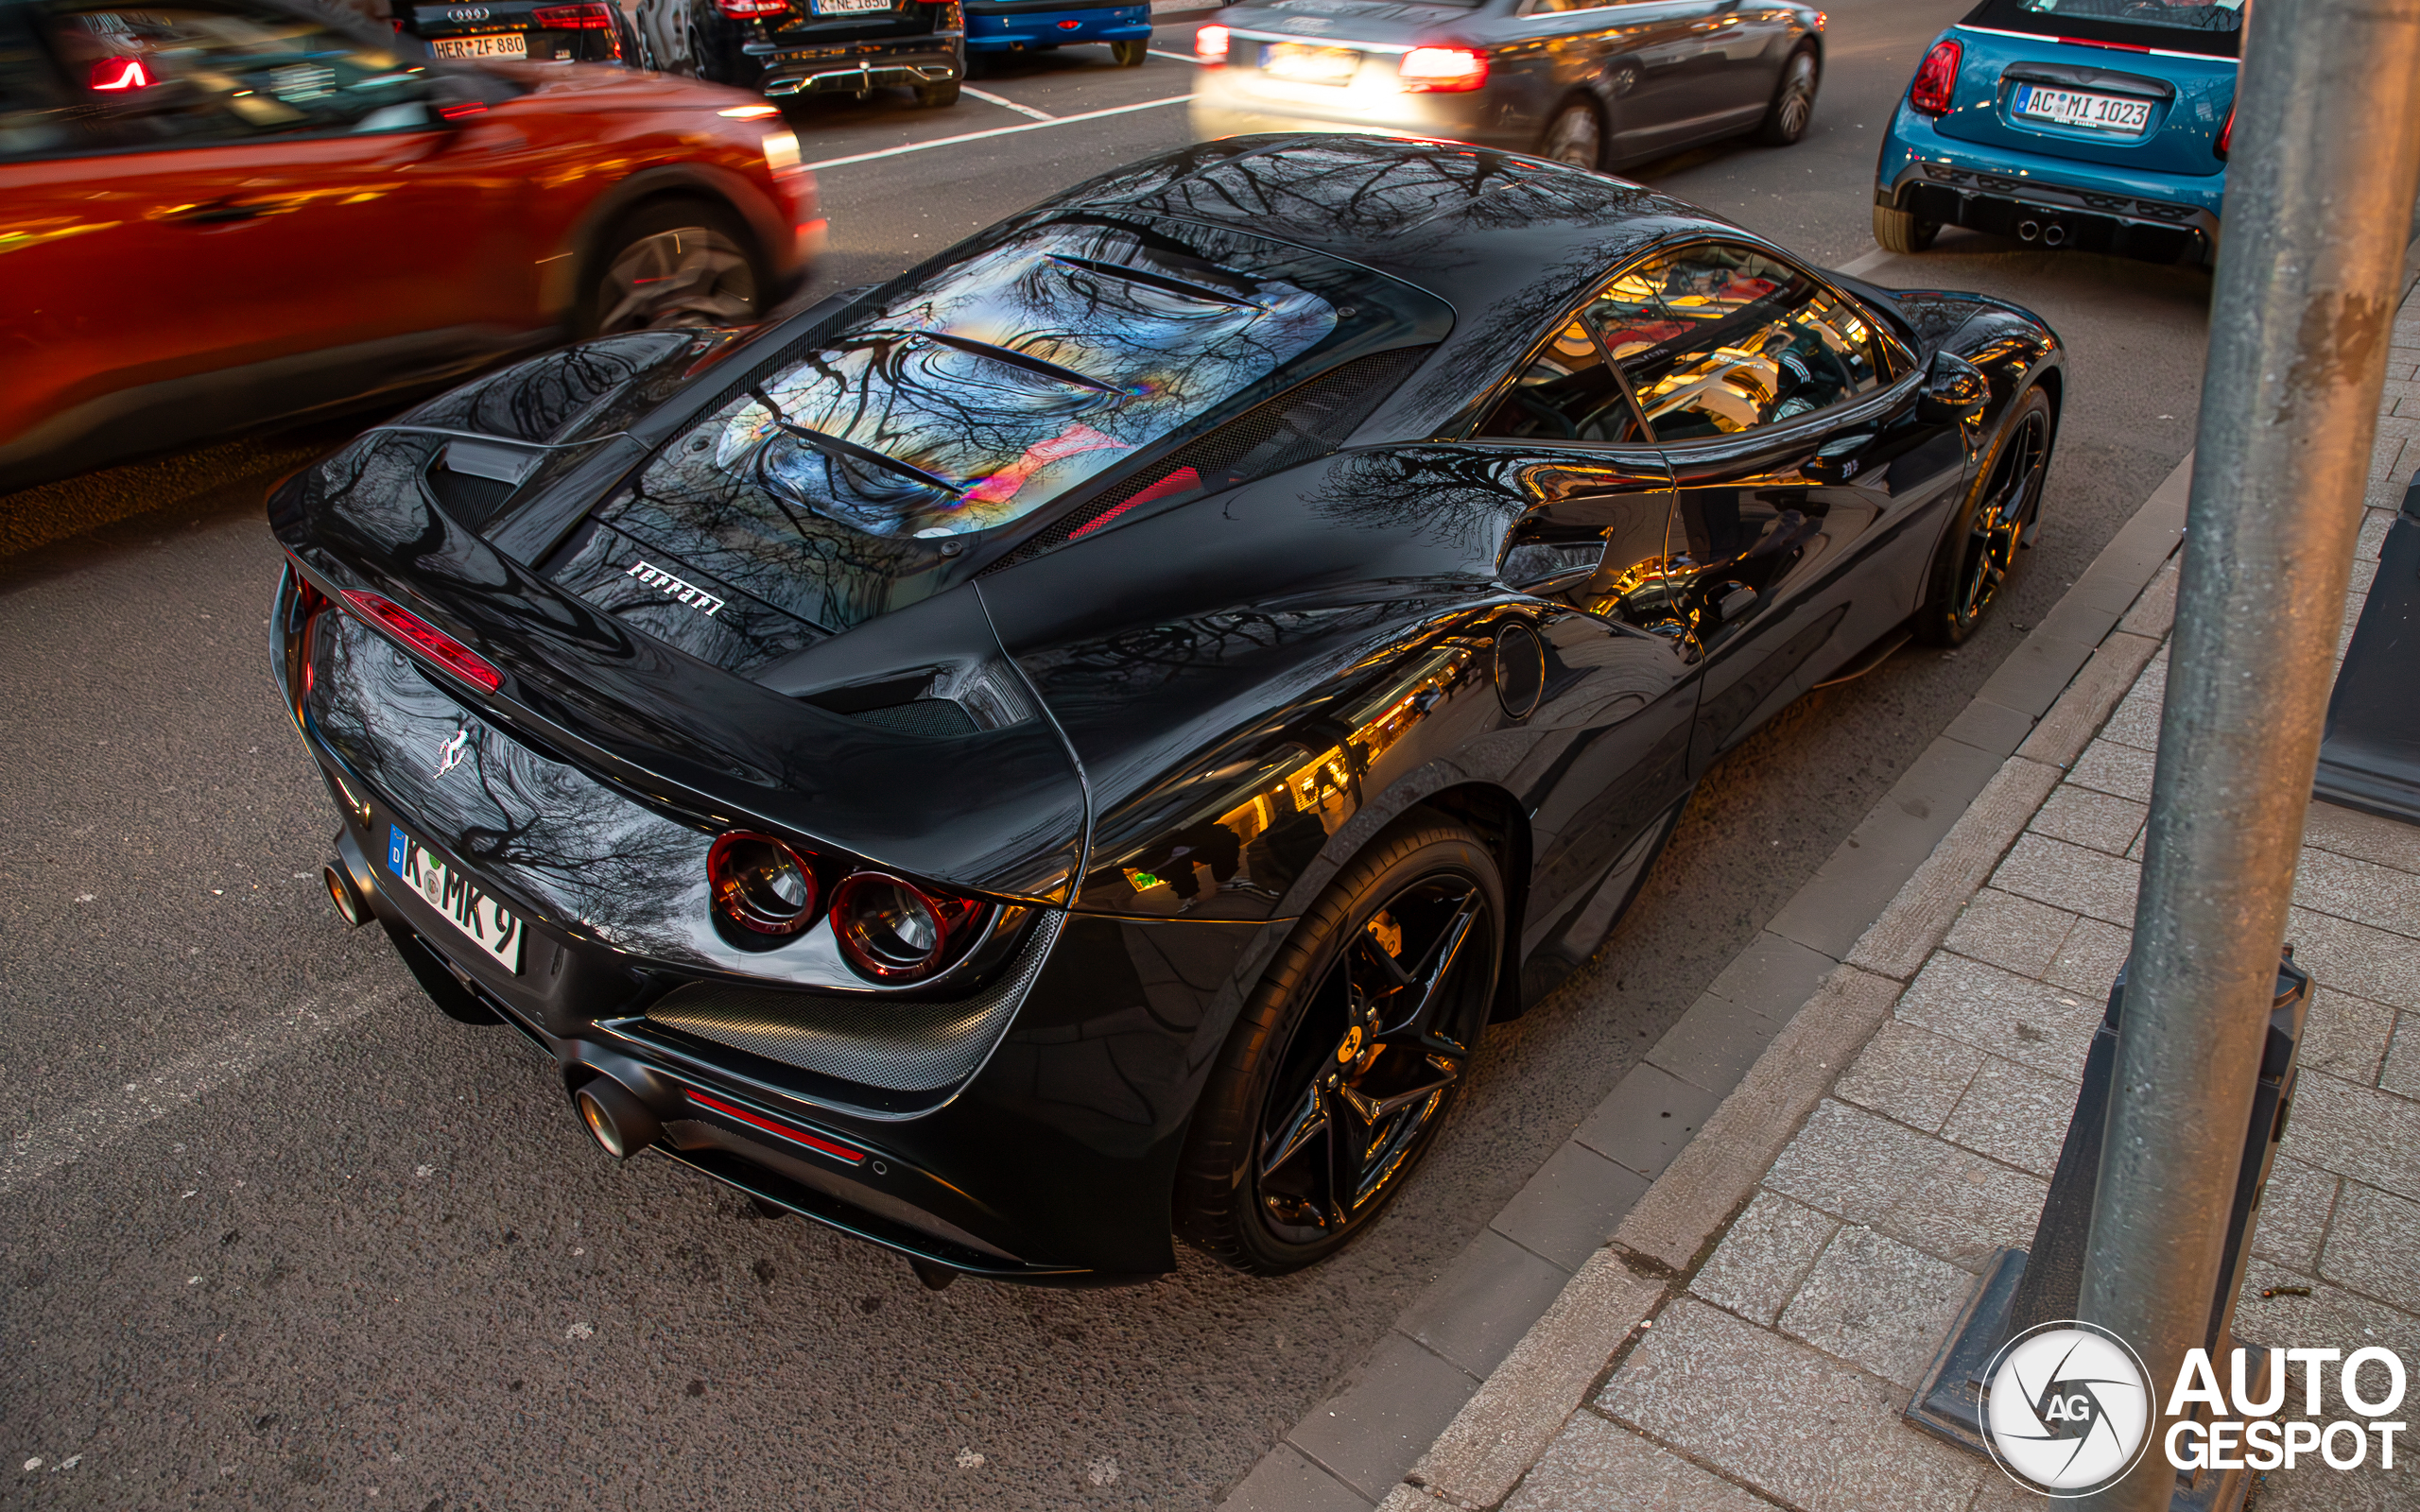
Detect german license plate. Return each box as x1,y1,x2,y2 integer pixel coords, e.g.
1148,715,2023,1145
812,0,889,13
1261,43,1358,85
389,823,525,973
432,31,527,59
2014,84,2152,134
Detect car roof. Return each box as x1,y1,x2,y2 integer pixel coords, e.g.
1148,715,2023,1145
1049,134,1739,437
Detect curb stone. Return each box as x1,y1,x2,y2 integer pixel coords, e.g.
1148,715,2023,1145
1217,449,2199,1512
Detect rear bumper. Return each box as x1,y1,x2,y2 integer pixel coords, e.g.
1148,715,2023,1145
966,3,1147,47
758,38,962,94
1878,109,2222,265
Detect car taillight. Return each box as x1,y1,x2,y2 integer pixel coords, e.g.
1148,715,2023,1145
1399,45,1487,93
1195,23,1228,62
830,872,987,982
339,590,503,693
2217,103,2233,159
90,56,150,90
1908,38,1959,116
716,0,788,17
708,832,821,936
532,2,614,25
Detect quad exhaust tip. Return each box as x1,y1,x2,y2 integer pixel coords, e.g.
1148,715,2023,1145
575,1076,662,1160
323,864,371,928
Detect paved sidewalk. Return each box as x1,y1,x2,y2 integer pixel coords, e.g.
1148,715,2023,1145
1353,289,2420,1511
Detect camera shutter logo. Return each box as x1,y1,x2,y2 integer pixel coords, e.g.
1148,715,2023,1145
1981,1320,2153,1496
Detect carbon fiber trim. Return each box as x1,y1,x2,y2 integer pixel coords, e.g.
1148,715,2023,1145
644,910,1063,1091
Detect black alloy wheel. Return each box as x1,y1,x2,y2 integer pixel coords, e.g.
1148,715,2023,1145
1541,101,1603,170
1176,814,1502,1274
1110,37,1146,65
579,198,766,336
1754,44,1818,146
1917,386,2050,645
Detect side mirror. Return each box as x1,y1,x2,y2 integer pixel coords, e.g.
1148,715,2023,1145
1917,352,1990,424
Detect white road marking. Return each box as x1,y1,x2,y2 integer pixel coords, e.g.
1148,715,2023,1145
1147,48,1202,62
1834,247,1896,279
0,984,408,1197
961,85,1054,121
803,94,1194,171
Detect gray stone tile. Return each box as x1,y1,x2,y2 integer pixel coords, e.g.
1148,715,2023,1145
1973,631,2096,724
2304,799,2420,878
1692,1189,1839,1327
2316,1180,2420,1314
2066,738,2158,803
2275,1070,2420,1204
1597,1299,1990,1512
1778,1226,1976,1390
1646,991,1788,1096
1221,1444,1372,1512
1834,1018,1982,1133
1490,1143,1651,1274
2358,505,2398,560
2298,988,2396,1086
1288,1333,1480,1503
2028,785,2148,859
1991,833,2141,928
1942,696,2035,757
2117,558,2178,640
2287,905,2420,1013
2044,918,2131,1000
2252,1156,2340,1273
1897,953,2104,1082
1574,1062,1726,1180
1943,887,2078,980
1940,1057,2084,1177
2097,660,2166,751
1402,1228,1581,1379
1764,1101,2048,1270
2380,1013,2420,1099
2295,848,2420,941
1704,932,1838,1016
1503,1414,1772,1512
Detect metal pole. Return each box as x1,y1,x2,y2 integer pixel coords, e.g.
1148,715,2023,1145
2078,1,2420,1506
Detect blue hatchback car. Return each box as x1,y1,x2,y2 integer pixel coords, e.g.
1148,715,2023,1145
1872,0,2238,265
964,0,1152,69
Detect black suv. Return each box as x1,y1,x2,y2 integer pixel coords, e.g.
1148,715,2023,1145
637,0,964,106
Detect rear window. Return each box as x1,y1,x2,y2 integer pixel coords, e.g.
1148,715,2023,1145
1965,0,2244,55
586,215,1442,637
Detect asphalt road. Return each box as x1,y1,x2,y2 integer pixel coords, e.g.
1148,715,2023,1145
0,7,2215,1506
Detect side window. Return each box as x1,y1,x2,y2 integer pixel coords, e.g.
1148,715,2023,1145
1478,319,1651,445
34,1,434,148
1601,243,1884,440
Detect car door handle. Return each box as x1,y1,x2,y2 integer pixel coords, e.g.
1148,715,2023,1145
164,198,294,225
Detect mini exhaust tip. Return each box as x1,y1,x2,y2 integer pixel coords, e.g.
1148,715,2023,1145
2016,219,2040,242
575,1077,662,1160
2042,224,2066,247
322,864,370,928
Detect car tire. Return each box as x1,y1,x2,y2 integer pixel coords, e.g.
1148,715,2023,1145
915,77,961,106
1110,38,1147,65
1173,811,1504,1275
1873,203,1940,255
1754,43,1818,146
1913,384,2051,646
579,198,768,338
1539,100,1604,171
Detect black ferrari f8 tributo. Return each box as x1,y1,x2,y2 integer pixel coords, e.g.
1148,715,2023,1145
269,135,2060,1285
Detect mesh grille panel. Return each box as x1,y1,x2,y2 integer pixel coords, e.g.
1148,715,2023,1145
851,699,978,737
425,465,518,530
645,911,1063,1091
982,345,1430,575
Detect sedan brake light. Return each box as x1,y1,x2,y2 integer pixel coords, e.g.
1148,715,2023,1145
340,590,503,693
532,2,615,25
716,0,789,17
1399,45,1487,93
1195,23,1228,63
1908,38,1959,115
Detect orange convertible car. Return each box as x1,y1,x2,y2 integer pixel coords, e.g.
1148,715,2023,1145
0,0,822,492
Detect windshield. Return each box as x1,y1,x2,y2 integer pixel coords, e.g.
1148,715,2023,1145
585,215,1435,637
1968,0,2243,52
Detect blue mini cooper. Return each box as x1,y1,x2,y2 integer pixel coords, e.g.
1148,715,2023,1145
1872,0,2238,263
964,0,1150,69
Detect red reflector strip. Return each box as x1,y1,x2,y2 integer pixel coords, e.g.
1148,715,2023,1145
1069,466,1201,541
340,589,503,692
438,100,488,119
686,1090,866,1163
2057,34,2148,50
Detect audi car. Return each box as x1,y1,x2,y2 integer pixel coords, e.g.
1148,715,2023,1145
1191,0,1824,170
402,0,648,68
1872,0,2238,261
0,0,821,493
270,135,2061,1285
